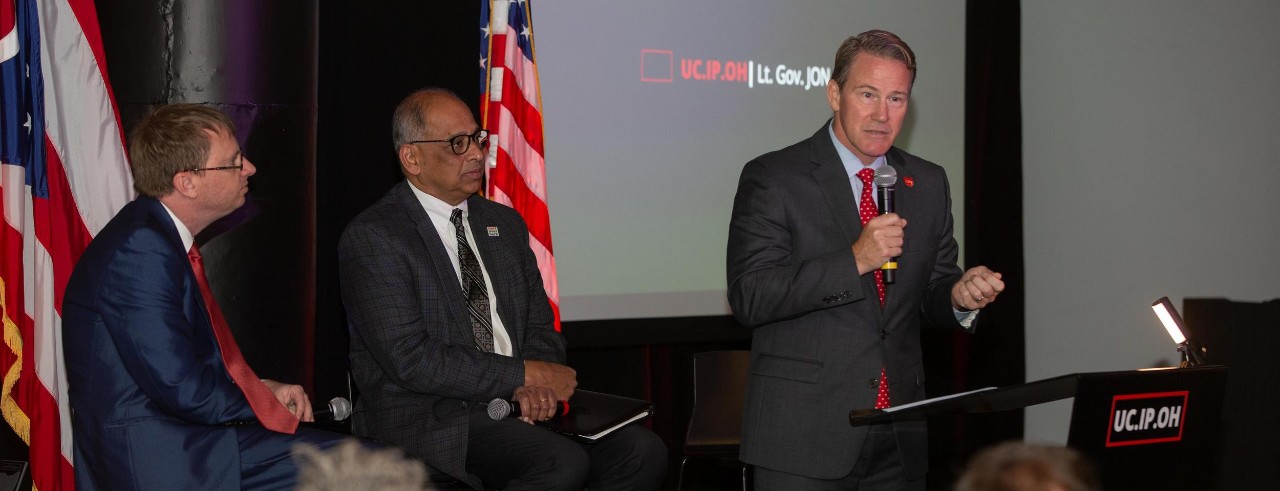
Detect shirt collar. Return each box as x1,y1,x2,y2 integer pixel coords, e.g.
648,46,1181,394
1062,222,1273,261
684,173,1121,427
407,180,469,222
160,202,195,252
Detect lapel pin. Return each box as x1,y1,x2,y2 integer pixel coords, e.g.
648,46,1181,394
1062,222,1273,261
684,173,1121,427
903,176,914,188
487,227,499,237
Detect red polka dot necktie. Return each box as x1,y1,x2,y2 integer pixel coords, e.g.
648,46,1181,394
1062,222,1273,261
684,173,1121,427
189,245,299,433
856,168,891,409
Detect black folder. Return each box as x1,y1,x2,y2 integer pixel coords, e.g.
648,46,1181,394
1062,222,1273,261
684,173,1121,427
540,389,654,442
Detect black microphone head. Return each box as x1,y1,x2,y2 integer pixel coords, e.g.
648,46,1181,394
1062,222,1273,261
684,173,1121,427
486,398,513,420
328,396,352,421
873,165,897,188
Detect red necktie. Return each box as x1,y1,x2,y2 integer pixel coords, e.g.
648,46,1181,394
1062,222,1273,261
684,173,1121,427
856,168,891,409
188,245,298,434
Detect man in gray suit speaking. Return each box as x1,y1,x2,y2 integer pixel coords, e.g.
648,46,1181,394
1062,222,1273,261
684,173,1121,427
339,88,666,490
726,30,1006,490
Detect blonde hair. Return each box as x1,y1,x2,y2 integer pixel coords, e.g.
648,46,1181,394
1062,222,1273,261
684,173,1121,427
128,104,235,198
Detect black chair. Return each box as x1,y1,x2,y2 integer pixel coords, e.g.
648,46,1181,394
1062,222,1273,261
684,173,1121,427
677,350,753,491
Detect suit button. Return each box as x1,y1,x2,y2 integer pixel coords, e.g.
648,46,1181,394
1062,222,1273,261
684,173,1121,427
867,378,878,388
880,330,888,339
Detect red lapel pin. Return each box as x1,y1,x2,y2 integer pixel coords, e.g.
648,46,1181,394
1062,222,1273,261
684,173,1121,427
903,176,915,188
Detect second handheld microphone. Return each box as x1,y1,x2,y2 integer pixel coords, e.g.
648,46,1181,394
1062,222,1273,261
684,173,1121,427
486,397,570,421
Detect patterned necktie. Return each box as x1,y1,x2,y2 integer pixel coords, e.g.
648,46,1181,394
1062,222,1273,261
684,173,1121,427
451,209,495,352
856,168,891,409
855,168,887,307
188,245,298,433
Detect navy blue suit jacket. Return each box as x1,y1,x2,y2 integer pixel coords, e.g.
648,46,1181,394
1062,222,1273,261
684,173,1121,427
62,197,336,490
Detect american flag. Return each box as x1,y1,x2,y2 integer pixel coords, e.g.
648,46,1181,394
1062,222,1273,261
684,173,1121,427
0,0,132,489
480,0,560,330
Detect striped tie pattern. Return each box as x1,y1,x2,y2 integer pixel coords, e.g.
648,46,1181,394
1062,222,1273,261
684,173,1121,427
451,209,495,352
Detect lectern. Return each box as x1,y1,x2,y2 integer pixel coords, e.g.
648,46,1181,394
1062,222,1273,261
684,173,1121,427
850,366,1226,489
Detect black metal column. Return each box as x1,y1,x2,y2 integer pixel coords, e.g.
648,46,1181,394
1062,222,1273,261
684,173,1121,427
97,0,320,390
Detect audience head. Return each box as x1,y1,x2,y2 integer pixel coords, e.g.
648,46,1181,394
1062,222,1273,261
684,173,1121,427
955,441,1101,491
292,439,429,491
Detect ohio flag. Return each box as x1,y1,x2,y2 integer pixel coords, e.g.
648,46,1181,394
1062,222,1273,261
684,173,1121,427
0,0,132,489
480,0,560,330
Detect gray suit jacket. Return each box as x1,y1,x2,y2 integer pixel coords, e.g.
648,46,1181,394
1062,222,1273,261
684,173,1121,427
726,123,967,479
338,182,563,488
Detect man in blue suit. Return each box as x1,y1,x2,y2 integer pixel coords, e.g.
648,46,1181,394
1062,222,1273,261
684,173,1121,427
62,104,348,490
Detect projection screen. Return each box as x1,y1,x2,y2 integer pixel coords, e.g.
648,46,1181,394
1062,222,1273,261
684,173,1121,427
533,0,966,321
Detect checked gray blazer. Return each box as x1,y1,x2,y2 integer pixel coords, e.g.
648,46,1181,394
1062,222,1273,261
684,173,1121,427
338,181,563,488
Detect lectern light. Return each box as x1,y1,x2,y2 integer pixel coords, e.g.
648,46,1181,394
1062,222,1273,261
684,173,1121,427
1151,296,1205,367
1151,297,1187,344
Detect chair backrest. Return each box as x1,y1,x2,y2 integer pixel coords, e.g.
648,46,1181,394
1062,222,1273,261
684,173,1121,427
684,350,753,455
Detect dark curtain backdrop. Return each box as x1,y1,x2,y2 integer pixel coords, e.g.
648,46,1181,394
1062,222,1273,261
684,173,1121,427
1184,299,1280,489
919,0,1026,486
313,0,482,407
95,0,320,389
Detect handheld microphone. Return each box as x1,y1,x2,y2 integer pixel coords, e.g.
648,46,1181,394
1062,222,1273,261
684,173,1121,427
873,165,898,284
486,397,570,421
313,396,352,422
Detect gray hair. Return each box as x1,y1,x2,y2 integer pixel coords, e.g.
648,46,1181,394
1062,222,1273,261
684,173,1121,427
391,87,462,150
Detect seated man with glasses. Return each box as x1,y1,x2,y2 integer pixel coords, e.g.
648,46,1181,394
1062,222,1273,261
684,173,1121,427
62,104,352,490
338,87,667,490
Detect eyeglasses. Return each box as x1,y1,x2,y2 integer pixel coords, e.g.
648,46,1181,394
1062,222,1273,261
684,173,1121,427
189,154,245,173
409,129,491,155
